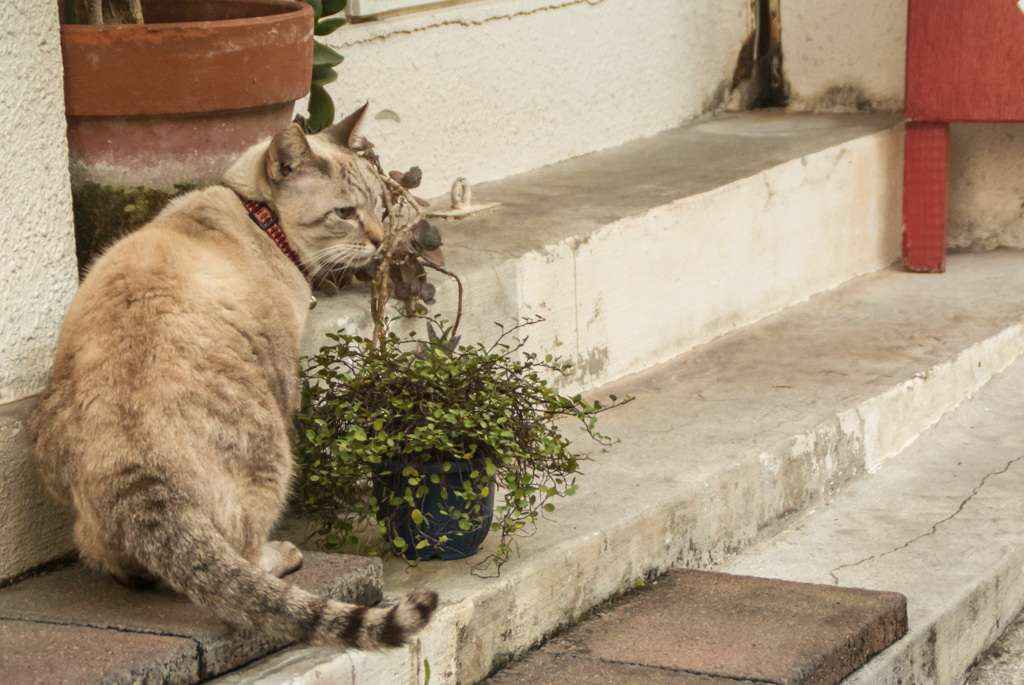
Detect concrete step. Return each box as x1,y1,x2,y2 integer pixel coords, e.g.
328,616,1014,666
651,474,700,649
213,251,1024,685
302,111,902,392
966,605,1024,684
724,333,1024,684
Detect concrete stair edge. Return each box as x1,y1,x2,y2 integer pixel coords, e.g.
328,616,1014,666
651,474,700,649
844,551,1024,685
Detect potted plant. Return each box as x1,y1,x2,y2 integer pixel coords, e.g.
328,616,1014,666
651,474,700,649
294,146,631,574
59,0,348,272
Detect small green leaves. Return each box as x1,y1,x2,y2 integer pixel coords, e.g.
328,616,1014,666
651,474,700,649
293,314,633,574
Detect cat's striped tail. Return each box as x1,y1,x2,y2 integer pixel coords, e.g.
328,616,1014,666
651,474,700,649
122,512,437,649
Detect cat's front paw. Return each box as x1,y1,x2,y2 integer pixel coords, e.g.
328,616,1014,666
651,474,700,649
260,540,304,577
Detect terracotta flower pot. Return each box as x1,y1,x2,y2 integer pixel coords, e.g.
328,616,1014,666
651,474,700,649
60,0,314,274
60,0,314,190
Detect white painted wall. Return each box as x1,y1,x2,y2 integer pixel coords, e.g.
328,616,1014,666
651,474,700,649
322,0,750,200
0,0,79,582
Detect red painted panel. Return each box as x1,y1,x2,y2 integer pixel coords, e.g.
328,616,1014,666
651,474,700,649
903,122,949,273
906,0,1024,122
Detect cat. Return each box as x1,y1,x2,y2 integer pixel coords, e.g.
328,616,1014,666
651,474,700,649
29,104,438,650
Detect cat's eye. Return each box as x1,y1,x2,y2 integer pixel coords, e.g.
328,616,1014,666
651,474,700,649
335,207,358,221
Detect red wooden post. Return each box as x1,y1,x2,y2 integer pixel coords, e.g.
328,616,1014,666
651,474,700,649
902,122,948,273
904,0,1024,272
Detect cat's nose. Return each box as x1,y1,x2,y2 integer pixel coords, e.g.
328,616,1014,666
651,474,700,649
365,217,384,248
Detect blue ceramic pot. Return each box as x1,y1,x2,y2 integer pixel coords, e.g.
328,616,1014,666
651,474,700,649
373,457,495,561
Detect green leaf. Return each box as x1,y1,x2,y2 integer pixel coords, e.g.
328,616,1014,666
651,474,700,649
313,42,345,68
315,16,348,36
64,0,79,24
412,509,424,525
322,0,348,16
300,0,323,20
306,84,335,133
312,64,338,87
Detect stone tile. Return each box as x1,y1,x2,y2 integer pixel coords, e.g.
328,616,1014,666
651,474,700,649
0,552,381,680
486,651,763,684
543,570,907,685
0,618,199,685
289,551,382,608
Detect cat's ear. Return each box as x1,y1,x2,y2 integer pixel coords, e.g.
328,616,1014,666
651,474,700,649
322,102,370,149
266,124,313,182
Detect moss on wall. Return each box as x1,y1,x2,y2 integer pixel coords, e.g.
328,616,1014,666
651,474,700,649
71,181,199,277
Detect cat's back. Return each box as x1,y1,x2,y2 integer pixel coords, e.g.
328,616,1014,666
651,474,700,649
67,184,305,345
77,186,267,315
31,186,308,496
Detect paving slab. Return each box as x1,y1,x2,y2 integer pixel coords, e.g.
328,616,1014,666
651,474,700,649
487,651,764,685
725,350,1024,684
0,552,381,683
0,619,198,685
488,570,906,685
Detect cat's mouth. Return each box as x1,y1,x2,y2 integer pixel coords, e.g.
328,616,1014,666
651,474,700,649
306,243,379,279
346,245,379,268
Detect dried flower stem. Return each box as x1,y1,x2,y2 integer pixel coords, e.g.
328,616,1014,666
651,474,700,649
360,144,462,345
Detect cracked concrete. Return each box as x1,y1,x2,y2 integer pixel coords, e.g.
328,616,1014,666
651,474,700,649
726,350,1024,685
829,454,1024,586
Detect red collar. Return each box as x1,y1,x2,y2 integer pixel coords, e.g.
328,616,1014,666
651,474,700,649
238,195,308,278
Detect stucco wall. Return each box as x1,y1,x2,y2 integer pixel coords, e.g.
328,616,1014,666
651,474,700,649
947,124,1024,250
323,0,749,199
781,0,907,112
0,0,79,581
1,0,79,405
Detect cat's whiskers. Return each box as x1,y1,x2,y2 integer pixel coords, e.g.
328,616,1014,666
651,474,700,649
306,243,375,280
